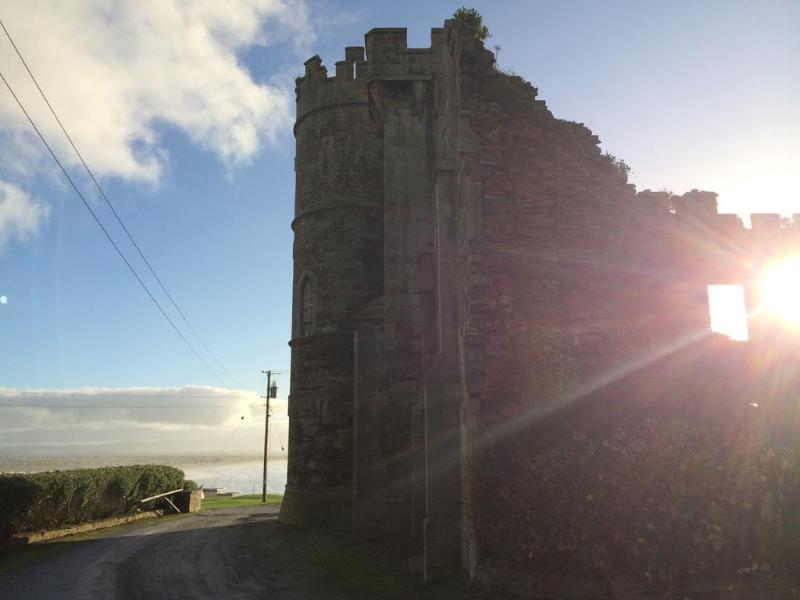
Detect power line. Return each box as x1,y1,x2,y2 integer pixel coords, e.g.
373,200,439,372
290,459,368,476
0,404,264,408
0,18,238,388
0,69,227,387
209,415,247,473
0,393,256,399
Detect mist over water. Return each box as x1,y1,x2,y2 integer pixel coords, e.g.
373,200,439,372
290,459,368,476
181,457,288,495
0,455,288,496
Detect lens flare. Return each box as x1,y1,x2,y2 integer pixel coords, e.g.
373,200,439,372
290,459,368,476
760,257,800,327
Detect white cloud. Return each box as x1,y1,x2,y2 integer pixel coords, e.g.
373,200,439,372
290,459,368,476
0,180,49,249
0,0,312,183
0,385,288,456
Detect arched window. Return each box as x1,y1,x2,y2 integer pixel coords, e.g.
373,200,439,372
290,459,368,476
300,277,313,336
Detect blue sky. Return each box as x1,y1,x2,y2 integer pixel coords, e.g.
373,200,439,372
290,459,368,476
0,0,797,456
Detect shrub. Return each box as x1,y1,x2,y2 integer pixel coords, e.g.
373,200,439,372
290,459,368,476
604,152,632,180
0,465,185,533
453,7,490,41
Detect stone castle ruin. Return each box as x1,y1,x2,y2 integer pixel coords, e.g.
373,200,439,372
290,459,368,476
280,18,800,596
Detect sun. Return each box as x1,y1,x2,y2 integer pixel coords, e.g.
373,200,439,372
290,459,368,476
759,257,800,327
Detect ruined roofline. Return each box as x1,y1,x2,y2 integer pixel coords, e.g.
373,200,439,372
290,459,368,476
296,21,800,241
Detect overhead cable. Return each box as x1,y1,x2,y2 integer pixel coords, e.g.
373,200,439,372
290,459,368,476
0,18,238,387
0,69,227,387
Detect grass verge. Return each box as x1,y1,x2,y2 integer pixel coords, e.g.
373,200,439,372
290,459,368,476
201,493,282,511
279,527,472,599
281,527,405,596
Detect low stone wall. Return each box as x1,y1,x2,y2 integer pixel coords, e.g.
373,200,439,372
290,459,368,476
11,510,162,547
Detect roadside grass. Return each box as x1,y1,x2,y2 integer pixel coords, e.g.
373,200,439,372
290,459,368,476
285,528,405,596
201,493,282,511
281,527,471,599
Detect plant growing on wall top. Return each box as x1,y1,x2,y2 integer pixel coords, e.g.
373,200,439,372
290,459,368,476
453,7,491,41
604,152,632,180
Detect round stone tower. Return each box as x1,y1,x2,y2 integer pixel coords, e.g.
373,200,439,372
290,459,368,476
279,48,384,527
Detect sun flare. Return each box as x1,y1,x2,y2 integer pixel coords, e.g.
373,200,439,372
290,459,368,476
760,257,800,327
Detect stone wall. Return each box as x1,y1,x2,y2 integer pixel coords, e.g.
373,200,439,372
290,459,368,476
285,16,800,594
443,19,800,592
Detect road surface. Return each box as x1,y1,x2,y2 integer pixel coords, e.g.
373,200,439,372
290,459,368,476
0,505,352,599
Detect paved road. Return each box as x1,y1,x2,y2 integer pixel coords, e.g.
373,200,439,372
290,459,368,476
0,505,351,599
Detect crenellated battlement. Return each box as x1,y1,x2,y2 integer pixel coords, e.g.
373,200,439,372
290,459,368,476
363,27,440,79
295,51,368,123
629,188,800,285
295,25,458,122
635,188,800,238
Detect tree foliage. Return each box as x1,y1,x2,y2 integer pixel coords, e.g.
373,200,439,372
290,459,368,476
453,7,490,41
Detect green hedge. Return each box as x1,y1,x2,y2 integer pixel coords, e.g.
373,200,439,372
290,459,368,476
0,465,185,533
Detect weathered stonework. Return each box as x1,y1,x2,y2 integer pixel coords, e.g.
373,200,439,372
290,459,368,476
280,18,800,596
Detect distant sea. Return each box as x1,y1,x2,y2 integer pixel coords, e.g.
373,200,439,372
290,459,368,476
0,455,288,496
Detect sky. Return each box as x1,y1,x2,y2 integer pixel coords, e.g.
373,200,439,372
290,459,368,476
0,0,798,458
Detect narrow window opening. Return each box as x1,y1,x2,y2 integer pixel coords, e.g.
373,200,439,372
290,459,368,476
300,278,313,336
352,61,356,79
707,284,749,341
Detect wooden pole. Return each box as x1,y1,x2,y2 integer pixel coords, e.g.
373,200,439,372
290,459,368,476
262,369,271,503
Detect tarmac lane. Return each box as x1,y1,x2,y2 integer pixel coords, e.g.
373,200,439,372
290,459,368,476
0,505,350,599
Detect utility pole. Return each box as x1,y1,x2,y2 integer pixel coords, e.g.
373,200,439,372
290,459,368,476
261,369,271,503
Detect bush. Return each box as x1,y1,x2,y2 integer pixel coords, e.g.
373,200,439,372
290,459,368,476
0,465,185,533
453,7,490,41
603,151,632,180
